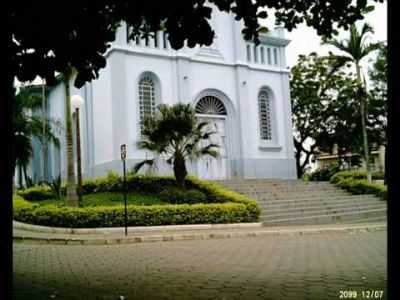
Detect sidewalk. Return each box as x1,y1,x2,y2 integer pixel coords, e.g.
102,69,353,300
13,221,387,246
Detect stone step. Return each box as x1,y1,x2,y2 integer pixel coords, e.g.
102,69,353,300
339,216,387,224
260,208,387,226
216,179,331,184
260,201,387,214
237,191,352,200
220,184,339,189
230,189,349,197
260,203,387,221
257,195,382,206
218,182,333,187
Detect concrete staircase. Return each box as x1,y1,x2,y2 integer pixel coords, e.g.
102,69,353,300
216,179,387,226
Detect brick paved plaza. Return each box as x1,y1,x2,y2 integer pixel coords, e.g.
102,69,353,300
13,230,387,300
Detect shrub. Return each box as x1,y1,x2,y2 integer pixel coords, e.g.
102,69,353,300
17,185,55,201
330,171,387,200
13,201,256,228
159,187,207,204
308,163,340,181
330,170,385,183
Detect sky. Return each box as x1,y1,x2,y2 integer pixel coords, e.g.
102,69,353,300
264,1,388,69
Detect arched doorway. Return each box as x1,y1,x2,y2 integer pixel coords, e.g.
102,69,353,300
195,96,228,180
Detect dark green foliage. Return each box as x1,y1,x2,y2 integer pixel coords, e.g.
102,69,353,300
17,185,54,201
159,188,207,204
330,171,387,200
134,104,219,188
330,170,384,183
47,175,62,199
35,192,165,207
308,163,341,181
291,50,387,179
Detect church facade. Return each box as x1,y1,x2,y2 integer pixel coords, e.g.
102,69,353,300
43,9,296,181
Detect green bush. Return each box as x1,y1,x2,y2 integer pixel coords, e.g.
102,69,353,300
13,201,256,228
159,187,207,204
330,170,385,183
17,185,55,201
309,163,341,181
330,171,387,200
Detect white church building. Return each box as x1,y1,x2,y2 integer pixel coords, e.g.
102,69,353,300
40,9,297,181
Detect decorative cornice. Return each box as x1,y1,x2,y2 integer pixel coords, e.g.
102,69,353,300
106,46,290,74
258,33,291,47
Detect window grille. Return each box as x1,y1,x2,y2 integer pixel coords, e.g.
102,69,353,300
258,90,272,140
138,76,156,131
195,96,227,115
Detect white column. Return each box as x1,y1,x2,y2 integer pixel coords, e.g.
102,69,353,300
150,33,156,48
157,31,163,49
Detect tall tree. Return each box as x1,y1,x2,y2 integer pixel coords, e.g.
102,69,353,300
61,67,79,206
368,42,387,180
291,52,386,178
322,22,380,182
290,53,358,178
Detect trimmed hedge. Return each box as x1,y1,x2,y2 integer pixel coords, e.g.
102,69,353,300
330,170,384,183
13,202,254,227
330,171,387,200
14,175,261,227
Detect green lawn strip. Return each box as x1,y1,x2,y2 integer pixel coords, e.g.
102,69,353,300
34,192,166,207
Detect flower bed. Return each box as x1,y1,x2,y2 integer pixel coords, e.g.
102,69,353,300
14,175,261,228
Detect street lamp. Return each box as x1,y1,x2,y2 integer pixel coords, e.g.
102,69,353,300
71,94,84,204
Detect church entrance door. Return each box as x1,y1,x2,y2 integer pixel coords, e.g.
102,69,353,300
197,115,228,180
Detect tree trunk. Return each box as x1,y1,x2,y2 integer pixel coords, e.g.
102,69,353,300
356,64,372,183
18,163,23,189
173,154,187,189
64,68,78,206
23,165,30,188
295,151,302,179
294,138,304,179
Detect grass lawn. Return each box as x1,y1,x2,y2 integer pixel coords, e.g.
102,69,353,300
34,192,167,207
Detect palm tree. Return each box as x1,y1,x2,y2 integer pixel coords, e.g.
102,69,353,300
134,103,219,188
13,85,60,188
323,23,380,182
61,66,79,206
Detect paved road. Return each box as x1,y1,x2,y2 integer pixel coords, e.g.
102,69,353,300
13,230,387,300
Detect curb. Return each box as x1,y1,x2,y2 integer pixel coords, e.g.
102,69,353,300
12,221,264,235
13,223,387,246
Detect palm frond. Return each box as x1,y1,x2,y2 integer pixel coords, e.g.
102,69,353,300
133,159,155,174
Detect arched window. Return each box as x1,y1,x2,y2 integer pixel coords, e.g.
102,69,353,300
258,89,272,140
138,75,157,131
195,96,227,115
